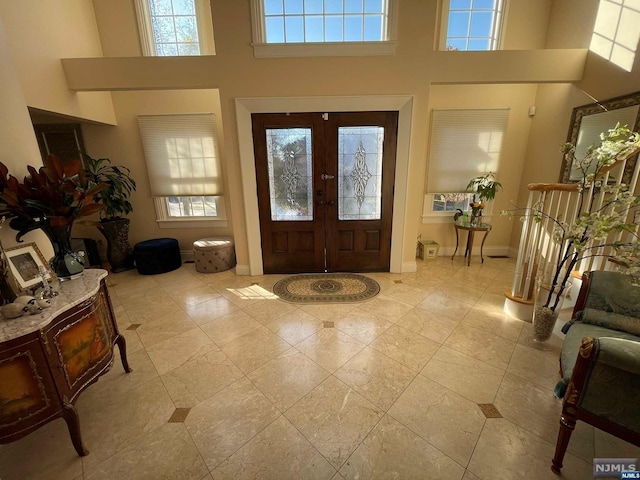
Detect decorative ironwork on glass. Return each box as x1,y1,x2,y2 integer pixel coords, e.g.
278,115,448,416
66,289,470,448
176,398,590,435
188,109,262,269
338,127,384,220
266,128,313,221
350,142,372,207
280,149,301,207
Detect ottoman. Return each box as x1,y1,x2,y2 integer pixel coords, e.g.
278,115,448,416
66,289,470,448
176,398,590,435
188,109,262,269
133,238,182,275
193,237,236,273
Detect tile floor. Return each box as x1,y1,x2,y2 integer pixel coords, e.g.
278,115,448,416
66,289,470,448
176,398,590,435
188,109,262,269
1,257,639,479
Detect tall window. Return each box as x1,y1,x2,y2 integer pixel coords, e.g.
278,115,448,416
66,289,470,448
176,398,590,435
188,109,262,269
250,0,398,57
137,114,226,223
441,0,505,51
134,0,213,56
590,0,640,72
426,108,509,214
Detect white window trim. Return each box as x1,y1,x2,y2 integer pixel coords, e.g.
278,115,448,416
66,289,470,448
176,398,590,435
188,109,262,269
421,194,495,224
438,0,508,51
134,0,214,56
249,0,398,58
153,197,228,228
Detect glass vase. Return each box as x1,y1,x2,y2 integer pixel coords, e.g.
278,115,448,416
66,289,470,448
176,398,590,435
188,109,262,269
470,209,483,226
532,279,572,342
40,222,84,279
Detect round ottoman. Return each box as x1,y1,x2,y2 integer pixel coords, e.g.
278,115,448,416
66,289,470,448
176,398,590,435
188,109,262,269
133,238,182,275
193,237,236,273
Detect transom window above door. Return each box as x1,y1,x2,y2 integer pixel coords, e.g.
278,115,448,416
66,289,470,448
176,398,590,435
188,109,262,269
250,0,398,57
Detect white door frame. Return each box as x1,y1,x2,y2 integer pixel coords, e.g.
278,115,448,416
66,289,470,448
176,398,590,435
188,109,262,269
235,95,413,276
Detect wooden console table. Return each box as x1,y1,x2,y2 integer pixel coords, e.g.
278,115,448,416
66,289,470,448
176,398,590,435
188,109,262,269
0,269,130,456
451,221,492,266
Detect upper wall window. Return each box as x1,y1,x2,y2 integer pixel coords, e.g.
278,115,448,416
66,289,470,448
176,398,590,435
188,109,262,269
250,0,398,57
440,0,506,51
134,0,214,56
590,0,640,72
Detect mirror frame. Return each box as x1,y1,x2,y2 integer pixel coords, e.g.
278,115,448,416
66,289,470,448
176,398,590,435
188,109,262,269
559,91,640,184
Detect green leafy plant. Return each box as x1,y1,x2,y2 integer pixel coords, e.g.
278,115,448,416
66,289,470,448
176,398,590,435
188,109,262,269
466,172,502,202
0,154,105,239
82,153,136,221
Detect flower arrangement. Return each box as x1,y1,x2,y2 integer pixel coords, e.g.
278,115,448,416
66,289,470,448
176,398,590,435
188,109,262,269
0,155,106,278
466,172,501,225
503,124,640,315
466,172,502,202
0,154,105,239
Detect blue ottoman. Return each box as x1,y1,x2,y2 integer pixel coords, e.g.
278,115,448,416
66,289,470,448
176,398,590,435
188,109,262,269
133,238,182,275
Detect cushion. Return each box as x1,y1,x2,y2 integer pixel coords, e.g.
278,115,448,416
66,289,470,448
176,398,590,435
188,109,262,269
584,271,640,317
580,308,640,336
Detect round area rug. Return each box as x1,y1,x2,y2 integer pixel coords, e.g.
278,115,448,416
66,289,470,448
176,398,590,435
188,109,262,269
273,273,380,304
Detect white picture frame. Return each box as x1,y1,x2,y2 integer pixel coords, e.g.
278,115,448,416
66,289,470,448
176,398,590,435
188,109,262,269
4,243,54,290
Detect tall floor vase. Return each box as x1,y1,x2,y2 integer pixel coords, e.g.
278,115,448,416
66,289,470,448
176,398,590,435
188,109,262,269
98,218,134,273
532,279,572,342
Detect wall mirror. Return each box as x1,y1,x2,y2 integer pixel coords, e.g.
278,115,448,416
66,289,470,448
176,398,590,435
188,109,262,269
560,91,640,184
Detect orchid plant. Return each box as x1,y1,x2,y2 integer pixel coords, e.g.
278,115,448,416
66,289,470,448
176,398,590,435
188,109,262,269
503,124,640,311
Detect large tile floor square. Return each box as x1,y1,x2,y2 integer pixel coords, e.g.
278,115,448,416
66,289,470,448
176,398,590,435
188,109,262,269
2,258,639,479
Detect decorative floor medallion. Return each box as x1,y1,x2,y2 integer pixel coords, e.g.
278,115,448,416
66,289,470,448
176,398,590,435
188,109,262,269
273,273,380,304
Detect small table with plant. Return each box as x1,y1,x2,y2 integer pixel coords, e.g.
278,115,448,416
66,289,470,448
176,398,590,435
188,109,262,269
451,220,492,266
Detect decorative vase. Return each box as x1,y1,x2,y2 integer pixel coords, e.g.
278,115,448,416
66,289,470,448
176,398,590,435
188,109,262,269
532,279,572,342
98,218,134,273
470,208,483,226
40,221,84,279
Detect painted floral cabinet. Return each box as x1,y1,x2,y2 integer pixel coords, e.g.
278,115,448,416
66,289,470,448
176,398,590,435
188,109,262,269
0,271,130,456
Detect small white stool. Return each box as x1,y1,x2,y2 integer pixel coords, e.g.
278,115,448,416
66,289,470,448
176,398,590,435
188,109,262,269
193,237,236,273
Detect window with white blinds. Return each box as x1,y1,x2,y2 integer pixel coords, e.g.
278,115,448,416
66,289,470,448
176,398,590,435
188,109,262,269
138,113,222,197
427,108,509,194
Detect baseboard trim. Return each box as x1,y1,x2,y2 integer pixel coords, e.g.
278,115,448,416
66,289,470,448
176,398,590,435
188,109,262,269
401,261,417,273
181,250,195,263
235,264,251,276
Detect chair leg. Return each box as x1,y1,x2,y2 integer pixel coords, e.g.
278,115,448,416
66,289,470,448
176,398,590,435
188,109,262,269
551,412,575,474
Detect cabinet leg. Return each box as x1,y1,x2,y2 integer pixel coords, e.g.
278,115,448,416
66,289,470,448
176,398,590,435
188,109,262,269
62,405,89,456
116,334,133,373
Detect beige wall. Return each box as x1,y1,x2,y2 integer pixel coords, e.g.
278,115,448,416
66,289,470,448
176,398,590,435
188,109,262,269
80,89,231,249
515,0,640,250
0,20,40,175
0,0,115,124
6,0,622,271
419,84,538,253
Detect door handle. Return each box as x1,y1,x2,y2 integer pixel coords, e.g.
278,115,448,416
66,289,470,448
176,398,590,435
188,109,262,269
321,174,335,180
317,200,325,205
327,200,335,206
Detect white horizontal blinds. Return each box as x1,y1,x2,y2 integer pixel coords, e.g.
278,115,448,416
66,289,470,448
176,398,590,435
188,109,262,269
138,113,222,196
427,108,509,193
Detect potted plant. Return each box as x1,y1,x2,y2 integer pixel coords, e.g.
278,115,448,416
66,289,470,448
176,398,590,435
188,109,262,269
82,154,137,273
0,155,105,278
503,124,640,341
466,172,502,225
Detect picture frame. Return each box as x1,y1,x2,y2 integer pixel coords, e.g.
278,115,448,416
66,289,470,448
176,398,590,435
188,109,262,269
4,243,54,291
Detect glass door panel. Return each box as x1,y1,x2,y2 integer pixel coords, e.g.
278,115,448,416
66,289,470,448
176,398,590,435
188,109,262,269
266,128,314,221
337,126,384,220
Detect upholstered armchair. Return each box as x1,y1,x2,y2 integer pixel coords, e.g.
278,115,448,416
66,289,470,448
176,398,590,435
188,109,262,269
551,270,640,474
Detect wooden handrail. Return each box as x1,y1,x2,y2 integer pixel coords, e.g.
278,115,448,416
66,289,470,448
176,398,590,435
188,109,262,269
528,183,580,192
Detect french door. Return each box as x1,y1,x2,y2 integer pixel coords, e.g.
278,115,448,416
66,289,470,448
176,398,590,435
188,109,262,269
252,111,398,274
